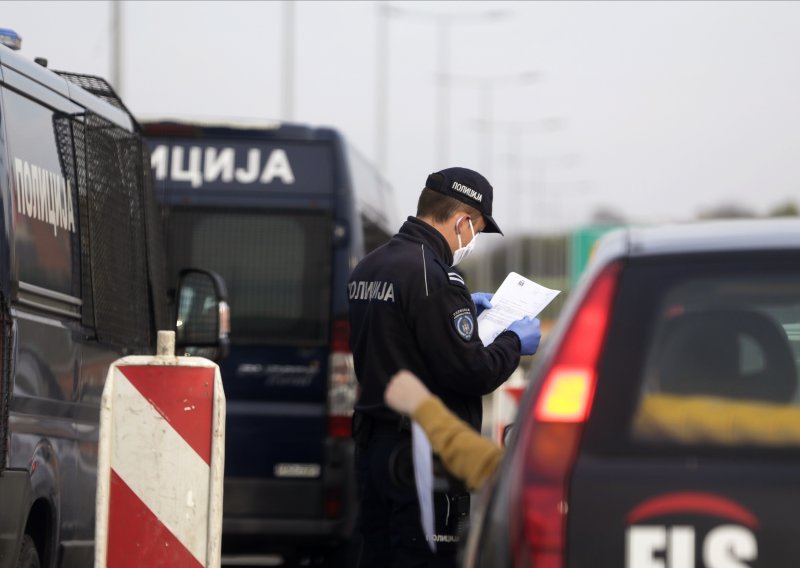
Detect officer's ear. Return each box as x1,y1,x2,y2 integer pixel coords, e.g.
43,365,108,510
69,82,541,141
450,211,472,232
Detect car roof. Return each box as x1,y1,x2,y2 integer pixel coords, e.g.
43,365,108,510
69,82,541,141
594,218,800,265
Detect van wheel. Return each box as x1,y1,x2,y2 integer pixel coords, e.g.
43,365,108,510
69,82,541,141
16,535,40,568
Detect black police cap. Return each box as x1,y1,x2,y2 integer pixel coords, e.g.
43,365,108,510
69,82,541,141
425,166,502,235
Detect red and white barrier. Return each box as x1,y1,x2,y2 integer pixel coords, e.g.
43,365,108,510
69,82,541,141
95,332,225,568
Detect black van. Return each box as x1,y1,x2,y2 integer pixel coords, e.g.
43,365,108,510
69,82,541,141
0,41,227,568
141,120,397,564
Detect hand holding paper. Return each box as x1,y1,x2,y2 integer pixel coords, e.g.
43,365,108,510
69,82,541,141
507,316,541,355
470,292,494,317
477,272,560,347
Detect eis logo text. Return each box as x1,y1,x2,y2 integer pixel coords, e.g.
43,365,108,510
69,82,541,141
626,492,758,568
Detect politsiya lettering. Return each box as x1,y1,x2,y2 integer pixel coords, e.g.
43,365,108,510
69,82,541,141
151,144,295,188
451,181,482,203
13,158,76,236
430,534,460,543
347,280,396,303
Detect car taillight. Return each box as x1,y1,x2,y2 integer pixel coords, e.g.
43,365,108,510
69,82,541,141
328,319,357,438
510,261,621,568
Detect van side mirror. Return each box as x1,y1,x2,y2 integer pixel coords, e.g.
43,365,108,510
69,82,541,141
175,269,230,361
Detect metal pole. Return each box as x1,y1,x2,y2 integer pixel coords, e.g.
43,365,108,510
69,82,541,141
383,7,506,169
436,17,450,167
376,4,389,172
480,83,494,175
449,72,540,181
509,125,522,234
110,0,123,96
282,1,296,121
504,125,522,272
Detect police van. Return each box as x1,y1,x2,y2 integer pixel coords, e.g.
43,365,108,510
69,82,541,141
141,119,397,564
0,36,227,567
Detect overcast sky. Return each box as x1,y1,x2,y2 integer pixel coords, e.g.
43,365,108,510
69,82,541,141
5,1,800,235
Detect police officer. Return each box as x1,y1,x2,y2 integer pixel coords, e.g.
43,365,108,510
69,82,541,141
348,166,541,567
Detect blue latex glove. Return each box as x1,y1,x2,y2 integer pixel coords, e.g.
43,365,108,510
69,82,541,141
507,316,542,355
471,292,494,316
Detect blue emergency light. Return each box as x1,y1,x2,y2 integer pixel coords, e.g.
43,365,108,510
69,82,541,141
0,28,21,51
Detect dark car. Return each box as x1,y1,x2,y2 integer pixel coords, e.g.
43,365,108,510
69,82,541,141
464,218,800,568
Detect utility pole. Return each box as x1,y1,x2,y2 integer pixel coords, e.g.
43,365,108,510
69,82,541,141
375,4,389,172
281,1,296,121
444,71,540,179
378,6,506,170
110,0,123,96
488,117,565,234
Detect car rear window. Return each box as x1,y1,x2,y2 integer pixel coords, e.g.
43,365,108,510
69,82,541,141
585,252,800,454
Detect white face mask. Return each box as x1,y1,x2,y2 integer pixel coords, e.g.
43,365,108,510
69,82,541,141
452,218,479,266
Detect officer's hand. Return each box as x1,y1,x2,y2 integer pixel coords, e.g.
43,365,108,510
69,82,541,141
471,292,494,316
507,316,542,355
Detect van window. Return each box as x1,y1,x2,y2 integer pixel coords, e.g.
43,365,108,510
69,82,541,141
165,209,332,345
4,89,79,296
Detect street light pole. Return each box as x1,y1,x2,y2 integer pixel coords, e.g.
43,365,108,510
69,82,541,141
376,4,389,171
444,71,541,177
281,1,296,121
479,82,493,172
436,15,451,167
110,0,123,96
469,117,565,236
378,6,507,170
529,152,582,232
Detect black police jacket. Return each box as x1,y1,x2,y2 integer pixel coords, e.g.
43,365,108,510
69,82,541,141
348,216,521,431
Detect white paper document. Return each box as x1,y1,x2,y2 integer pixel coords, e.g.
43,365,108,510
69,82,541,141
477,272,560,346
412,422,436,552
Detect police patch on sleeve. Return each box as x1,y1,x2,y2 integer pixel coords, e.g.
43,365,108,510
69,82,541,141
452,308,474,341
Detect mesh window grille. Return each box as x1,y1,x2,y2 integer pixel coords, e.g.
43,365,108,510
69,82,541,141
55,71,170,342
140,144,170,334
54,71,137,126
167,210,331,344
54,110,166,349
83,113,150,346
